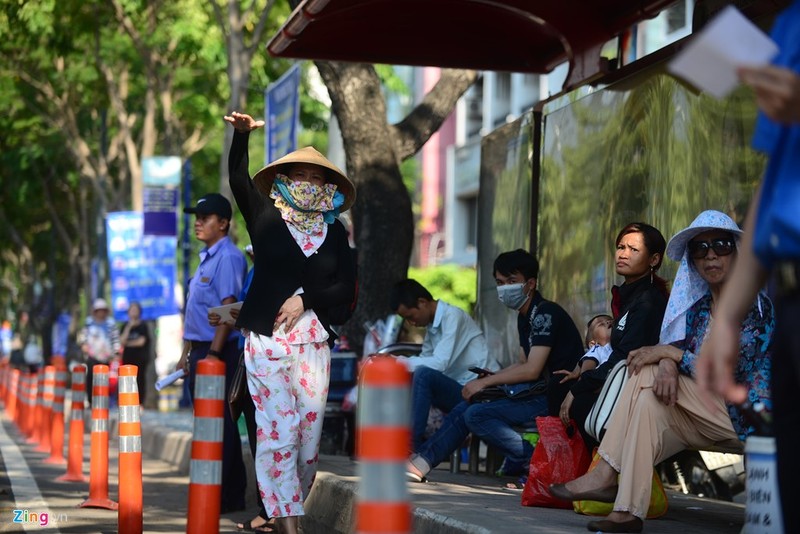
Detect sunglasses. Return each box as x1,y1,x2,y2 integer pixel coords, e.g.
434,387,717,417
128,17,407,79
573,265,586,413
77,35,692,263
687,238,736,259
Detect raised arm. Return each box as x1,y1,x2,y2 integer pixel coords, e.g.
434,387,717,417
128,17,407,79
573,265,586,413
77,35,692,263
224,111,266,224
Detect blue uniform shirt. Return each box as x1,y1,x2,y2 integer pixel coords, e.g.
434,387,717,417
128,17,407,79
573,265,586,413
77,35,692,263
751,1,800,267
184,236,247,342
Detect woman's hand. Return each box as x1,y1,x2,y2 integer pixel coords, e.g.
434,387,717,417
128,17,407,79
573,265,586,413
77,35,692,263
223,111,265,132
554,367,580,384
274,295,305,332
559,391,574,426
461,378,488,401
653,359,679,406
627,345,681,376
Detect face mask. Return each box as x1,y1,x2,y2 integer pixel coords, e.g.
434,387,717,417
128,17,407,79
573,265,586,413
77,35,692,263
497,283,529,310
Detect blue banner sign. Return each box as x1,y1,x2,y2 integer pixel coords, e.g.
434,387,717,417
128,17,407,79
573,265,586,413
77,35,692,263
106,212,179,321
143,187,178,236
265,64,301,164
142,156,182,187
51,312,71,356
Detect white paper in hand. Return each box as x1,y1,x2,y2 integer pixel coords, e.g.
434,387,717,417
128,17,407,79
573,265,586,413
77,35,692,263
667,5,779,98
208,301,243,326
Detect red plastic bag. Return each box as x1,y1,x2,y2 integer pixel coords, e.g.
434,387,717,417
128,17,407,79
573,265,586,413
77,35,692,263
521,416,592,508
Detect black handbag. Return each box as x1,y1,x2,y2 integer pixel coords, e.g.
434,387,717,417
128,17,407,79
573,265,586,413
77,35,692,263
228,352,248,422
471,301,548,403
470,378,548,403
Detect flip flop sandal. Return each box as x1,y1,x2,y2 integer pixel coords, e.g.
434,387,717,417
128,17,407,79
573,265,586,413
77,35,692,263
237,517,273,531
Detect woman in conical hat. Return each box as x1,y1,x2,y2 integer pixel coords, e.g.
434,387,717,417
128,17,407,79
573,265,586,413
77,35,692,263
224,111,357,534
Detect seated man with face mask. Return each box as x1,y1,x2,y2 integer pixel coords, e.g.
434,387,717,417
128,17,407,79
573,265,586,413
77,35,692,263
407,249,583,481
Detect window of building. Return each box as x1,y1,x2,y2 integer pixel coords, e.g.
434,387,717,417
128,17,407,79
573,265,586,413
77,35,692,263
666,1,688,34
466,196,478,248
493,73,511,127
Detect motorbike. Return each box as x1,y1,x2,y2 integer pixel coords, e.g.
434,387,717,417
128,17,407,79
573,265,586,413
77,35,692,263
657,450,745,502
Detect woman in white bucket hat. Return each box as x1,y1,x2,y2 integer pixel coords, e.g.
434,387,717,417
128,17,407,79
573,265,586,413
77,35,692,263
551,210,774,533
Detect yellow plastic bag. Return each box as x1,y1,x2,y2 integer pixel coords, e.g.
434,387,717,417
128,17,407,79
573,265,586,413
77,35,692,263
573,450,668,519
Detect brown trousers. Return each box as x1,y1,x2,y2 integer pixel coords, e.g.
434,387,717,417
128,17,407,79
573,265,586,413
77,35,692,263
598,364,742,518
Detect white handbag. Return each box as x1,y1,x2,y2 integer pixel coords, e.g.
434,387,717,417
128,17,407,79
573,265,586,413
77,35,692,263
584,360,628,441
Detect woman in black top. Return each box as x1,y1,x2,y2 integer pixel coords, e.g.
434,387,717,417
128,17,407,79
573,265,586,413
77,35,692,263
120,302,151,405
561,223,669,448
224,111,356,534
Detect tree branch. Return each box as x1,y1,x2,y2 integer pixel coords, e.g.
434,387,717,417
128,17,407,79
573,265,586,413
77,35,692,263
209,0,229,40
390,69,478,160
246,0,277,57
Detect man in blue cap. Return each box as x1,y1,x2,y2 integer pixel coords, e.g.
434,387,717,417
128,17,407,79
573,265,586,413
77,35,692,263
178,192,248,514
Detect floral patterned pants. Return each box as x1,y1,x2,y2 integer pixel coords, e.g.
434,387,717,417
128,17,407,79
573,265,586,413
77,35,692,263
244,312,330,518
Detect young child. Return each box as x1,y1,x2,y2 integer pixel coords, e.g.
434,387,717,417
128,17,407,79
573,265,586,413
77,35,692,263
555,314,613,384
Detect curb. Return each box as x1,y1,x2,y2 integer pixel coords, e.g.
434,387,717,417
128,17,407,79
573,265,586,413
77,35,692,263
128,415,479,534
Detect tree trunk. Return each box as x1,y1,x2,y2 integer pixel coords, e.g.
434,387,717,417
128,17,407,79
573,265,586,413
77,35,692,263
314,62,477,351
314,62,414,350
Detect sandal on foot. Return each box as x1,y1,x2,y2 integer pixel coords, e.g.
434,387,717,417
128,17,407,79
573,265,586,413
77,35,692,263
237,517,272,531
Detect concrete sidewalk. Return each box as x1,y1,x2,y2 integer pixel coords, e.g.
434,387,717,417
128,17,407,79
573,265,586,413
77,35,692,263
135,409,746,534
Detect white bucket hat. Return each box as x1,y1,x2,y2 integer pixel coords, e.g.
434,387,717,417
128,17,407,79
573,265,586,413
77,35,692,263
665,210,744,261
660,210,743,344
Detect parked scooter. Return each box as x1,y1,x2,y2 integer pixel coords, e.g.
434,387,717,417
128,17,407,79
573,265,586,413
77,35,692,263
657,450,745,502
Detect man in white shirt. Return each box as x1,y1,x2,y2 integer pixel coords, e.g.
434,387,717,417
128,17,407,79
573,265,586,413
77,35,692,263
389,279,494,450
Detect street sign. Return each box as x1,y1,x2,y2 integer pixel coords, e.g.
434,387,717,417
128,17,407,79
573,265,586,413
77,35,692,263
106,212,179,321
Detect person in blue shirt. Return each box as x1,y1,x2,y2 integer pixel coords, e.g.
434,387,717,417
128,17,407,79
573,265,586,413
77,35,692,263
177,192,248,515
698,4,800,531
388,278,494,451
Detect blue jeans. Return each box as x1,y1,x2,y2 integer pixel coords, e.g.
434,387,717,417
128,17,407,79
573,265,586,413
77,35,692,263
411,366,464,451
416,394,547,473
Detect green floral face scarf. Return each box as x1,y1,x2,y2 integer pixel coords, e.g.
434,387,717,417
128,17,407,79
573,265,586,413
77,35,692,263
269,174,342,235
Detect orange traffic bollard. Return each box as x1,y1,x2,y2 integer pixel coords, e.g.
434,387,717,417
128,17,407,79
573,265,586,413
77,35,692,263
58,365,87,482
6,368,20,421
14,371,28,430
35,366,56,453
355,356,412,534
22,371,38,438
45,366,68,465
79,364,118,510
186,358,225,534
30,369,46,445
0,360,7,405
117,365,142,534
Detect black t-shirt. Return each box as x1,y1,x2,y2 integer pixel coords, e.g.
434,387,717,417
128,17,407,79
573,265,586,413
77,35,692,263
570,275,667,396
122,322,150,365
518,291,584,415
